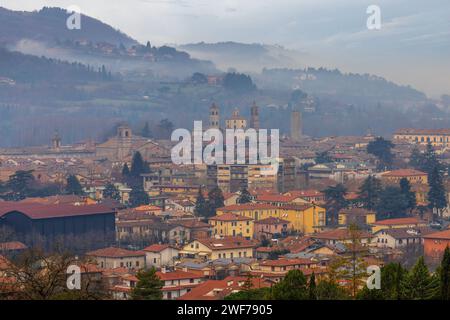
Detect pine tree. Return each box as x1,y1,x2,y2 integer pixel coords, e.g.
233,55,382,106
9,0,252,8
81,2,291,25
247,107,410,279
399,178,417,213
65,175,84,196
5,170,35,201
409,147,424,170
381,262,406,300
130,151,147,178
367,137,394,170
402,256,438,300
103,183,121,201
358,175,382,210
308,273,317,300
129,186,149,207
122,163,130,176
141,121,152,138
206,186,225,218
269,269,308,300
323,184,347,226
439,247,450,300
131,267,163,300
194,187,208,217
237,187,252,204
428,166,447,219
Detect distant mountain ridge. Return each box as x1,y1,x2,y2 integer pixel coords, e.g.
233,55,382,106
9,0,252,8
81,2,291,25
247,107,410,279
178,41,306,72
0,6,138,47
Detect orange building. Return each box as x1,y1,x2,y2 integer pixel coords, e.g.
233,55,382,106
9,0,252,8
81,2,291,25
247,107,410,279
423,229,450,261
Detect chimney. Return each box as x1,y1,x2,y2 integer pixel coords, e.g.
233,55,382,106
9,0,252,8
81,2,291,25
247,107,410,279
161,266,166,274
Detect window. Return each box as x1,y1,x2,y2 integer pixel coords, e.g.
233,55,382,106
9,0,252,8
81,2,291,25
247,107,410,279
136,261,140,267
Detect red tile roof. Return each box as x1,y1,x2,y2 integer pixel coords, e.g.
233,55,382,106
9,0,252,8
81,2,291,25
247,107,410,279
143,244,176,253
0,241,27,251
156,270,204,281
313,228,371,240
218,203,280,211
209,213,253,222
0,203,115,220
373,217,425,226
423,229,450,240
178,276,270,300
197,237,257,250
256,194,301,203
259,258,315,267
382,169,427,177
86,247,145,258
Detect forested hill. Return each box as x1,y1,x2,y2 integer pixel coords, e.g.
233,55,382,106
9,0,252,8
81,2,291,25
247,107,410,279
0,48,112,83
0,6,137,47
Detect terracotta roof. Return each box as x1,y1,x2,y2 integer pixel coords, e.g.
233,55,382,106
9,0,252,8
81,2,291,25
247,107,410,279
313,228,371,240
259,258,315,267
256,194,301,203
156,270,203,281
395,128,450,135
254,217,290,225
285,190,324,198
339,208,375,216
209,213,253,222
0,241,27,251
86,247,145,258
0,203,115,220
178,276,270,300
218,203,280,211
373,217,426,226
171,219,210,229
381,169,427,177
196,237,257,250
143,244,177,253
377,227,434,239
423,229,450,240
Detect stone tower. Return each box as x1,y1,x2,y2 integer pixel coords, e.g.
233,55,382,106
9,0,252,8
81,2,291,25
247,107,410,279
52,131,61,151
290,108,302,141
117,124,133,161
209,103,220,129
250,101,260,130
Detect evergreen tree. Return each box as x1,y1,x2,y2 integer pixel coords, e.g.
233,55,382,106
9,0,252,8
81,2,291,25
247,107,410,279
129,186,150,207
315,151,332,164
269,269,308,300
315,280,349,300
122,163,130,176
380,262,407,300
65,175,84,196
399,178,417,213
103,183,121,201
308,273,317,300
237,187,252,204
5,170,35,201
367,137,394,170
409,147,424,170
323,184,348,226
376,186,409,219
130,151,147,178
358,175,383,210
194,187,208,217
428,166,447,219
141,121,152,138
402,256,438,300
131,267,163,300
439,247,450,300
206,186,225,218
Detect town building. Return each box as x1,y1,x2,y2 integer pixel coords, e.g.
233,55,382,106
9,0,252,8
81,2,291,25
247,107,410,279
380,169,428,185
209,213,253,239
180,237,256,260
143,244,180,268
423,229,450,261
86,247,146,269
371,217,428,233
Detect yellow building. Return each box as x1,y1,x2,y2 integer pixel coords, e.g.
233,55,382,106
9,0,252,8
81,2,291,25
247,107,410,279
216,203,326,234
394,128,450,147
381,169,428,185
209,213,253,239
338,208,376,227
180,237,256,260
225,108,247,129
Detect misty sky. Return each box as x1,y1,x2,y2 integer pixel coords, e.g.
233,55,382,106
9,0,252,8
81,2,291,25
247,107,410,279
2,0,450,97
